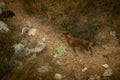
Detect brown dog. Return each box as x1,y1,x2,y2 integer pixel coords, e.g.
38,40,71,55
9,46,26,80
63,32,93,55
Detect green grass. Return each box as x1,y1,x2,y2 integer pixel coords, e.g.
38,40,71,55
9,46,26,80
55,44,66,56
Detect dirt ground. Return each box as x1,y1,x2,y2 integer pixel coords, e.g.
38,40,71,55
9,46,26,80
1,0,120,80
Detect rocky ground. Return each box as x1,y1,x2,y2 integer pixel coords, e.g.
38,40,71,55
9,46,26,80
0,0,120,80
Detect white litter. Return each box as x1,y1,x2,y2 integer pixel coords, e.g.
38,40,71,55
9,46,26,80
0,21,9,32
54,73,63,80
13,43,25,54
21,27,36,36
102,64,109,68
103,68,112,77
82,67,88,72
37,66,49,73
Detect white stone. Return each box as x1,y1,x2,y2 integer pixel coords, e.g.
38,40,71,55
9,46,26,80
0,21,9,32
54,73,62,80
103,68,112,77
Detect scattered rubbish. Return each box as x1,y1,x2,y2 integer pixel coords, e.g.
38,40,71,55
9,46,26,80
110,31,117,37
82,67,88,72
54,73,63,80
103,68,112,77
13,43,25,54
37,66,49,73
22,27,36,36
102,64,109,68
0,21,9,32
55,44,66,56
88,74,100,80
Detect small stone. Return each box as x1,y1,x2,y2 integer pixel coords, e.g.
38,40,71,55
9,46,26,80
82,67,87,72
54,73,62,80
103,68,112,77
102,64,109,68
